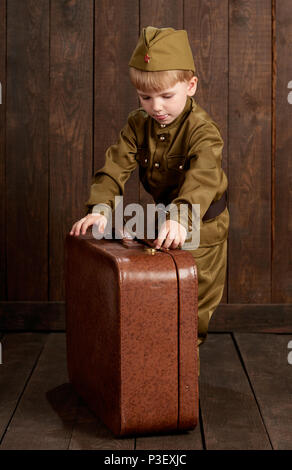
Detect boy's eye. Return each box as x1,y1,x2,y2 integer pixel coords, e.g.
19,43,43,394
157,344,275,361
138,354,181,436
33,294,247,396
140,95,173,100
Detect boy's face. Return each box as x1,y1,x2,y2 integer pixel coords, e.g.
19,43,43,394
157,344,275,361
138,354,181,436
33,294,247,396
136,76,197,125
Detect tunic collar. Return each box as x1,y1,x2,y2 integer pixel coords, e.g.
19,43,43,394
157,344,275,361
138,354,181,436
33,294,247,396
152,95,194,130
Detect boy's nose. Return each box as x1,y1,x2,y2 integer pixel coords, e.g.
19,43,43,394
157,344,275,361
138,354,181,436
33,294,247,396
152,100,163,113
153,105,164,114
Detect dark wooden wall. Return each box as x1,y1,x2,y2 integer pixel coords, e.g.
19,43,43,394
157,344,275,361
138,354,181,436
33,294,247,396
0,0,291,330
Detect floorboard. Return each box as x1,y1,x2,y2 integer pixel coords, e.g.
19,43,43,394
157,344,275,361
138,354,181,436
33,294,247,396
0,333,78,450
0,331,291,450
135,423,203,450
0,332,48,445
234,333,292,450
199,333,272,450
69,400,134,450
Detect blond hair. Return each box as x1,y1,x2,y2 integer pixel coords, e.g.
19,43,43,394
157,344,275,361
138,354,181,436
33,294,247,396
129,67,195,93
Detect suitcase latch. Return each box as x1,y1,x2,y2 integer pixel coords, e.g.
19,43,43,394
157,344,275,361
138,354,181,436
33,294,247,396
144,246,157,255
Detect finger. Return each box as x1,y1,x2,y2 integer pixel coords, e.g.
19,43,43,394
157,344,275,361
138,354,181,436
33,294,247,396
162,233,175,249
178,239,184,249
153,227,169,249
69,223,77,235
70,218,87,236
70,221,81,235
176,232,186,248
80,218,97,235
78,214,105,236
79,216,96,235
170,236,180,250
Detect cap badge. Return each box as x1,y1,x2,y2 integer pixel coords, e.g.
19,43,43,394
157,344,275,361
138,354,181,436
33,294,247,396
144,53,151,63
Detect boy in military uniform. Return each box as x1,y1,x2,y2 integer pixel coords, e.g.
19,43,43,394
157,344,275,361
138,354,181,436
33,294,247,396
70,27,229,368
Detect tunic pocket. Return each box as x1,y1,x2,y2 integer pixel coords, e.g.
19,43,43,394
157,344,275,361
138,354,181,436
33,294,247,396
166,155,186,172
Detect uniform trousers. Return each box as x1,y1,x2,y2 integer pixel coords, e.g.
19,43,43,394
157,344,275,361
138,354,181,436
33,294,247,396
190,239,228,375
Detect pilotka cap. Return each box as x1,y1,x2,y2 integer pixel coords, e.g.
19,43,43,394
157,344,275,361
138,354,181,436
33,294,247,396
128,26,196,72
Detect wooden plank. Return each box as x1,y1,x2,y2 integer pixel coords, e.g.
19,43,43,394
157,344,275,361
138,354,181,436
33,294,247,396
69,401,134,450
6,0,49,300
209,303,292,333
94,0,140,212
199,333,271,449
234,333,292,450
0,333,48,444
0,0,6,300
136,424,203,450
0,333,79,450
185,0,229,302
0,332,3,366
0,301,65,330
50,0,93,300
273,0,292,302
141,0,183,28
228,0,272,302
1,301,292,332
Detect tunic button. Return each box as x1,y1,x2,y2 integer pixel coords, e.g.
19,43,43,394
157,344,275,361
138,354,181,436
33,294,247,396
160,124,166,128
154,162,160,168
179,164,183,169
145,158,148,163
159,135,165,141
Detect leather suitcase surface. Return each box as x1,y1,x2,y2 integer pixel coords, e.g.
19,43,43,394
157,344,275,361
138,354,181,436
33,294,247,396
65,233,199,436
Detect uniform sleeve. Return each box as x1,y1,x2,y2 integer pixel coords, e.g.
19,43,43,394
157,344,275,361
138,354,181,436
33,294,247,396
167,120,225,231
84,114,138,217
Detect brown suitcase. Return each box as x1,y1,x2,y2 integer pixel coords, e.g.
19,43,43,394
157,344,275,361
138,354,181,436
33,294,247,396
65,233,199,436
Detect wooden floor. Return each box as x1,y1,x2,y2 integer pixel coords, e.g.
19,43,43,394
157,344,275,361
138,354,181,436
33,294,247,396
0,331,291,450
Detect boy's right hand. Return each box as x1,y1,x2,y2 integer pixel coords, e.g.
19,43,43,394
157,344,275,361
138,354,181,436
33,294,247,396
69,214,107,237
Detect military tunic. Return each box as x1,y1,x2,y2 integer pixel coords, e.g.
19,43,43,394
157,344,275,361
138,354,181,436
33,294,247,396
85,95,229,357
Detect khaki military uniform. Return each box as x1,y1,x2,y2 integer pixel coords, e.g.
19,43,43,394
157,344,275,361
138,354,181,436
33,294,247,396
85,95,229,363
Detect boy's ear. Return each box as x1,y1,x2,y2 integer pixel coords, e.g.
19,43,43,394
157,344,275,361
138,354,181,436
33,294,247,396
188,76,198,94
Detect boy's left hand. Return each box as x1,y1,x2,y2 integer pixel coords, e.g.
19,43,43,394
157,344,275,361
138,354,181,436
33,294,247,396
153,220,187,250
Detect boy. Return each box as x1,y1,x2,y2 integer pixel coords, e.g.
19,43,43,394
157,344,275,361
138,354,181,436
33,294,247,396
70,26,229,361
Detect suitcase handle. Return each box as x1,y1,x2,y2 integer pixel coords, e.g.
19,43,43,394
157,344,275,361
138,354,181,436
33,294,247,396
121,236,167,252
116,227,169,253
